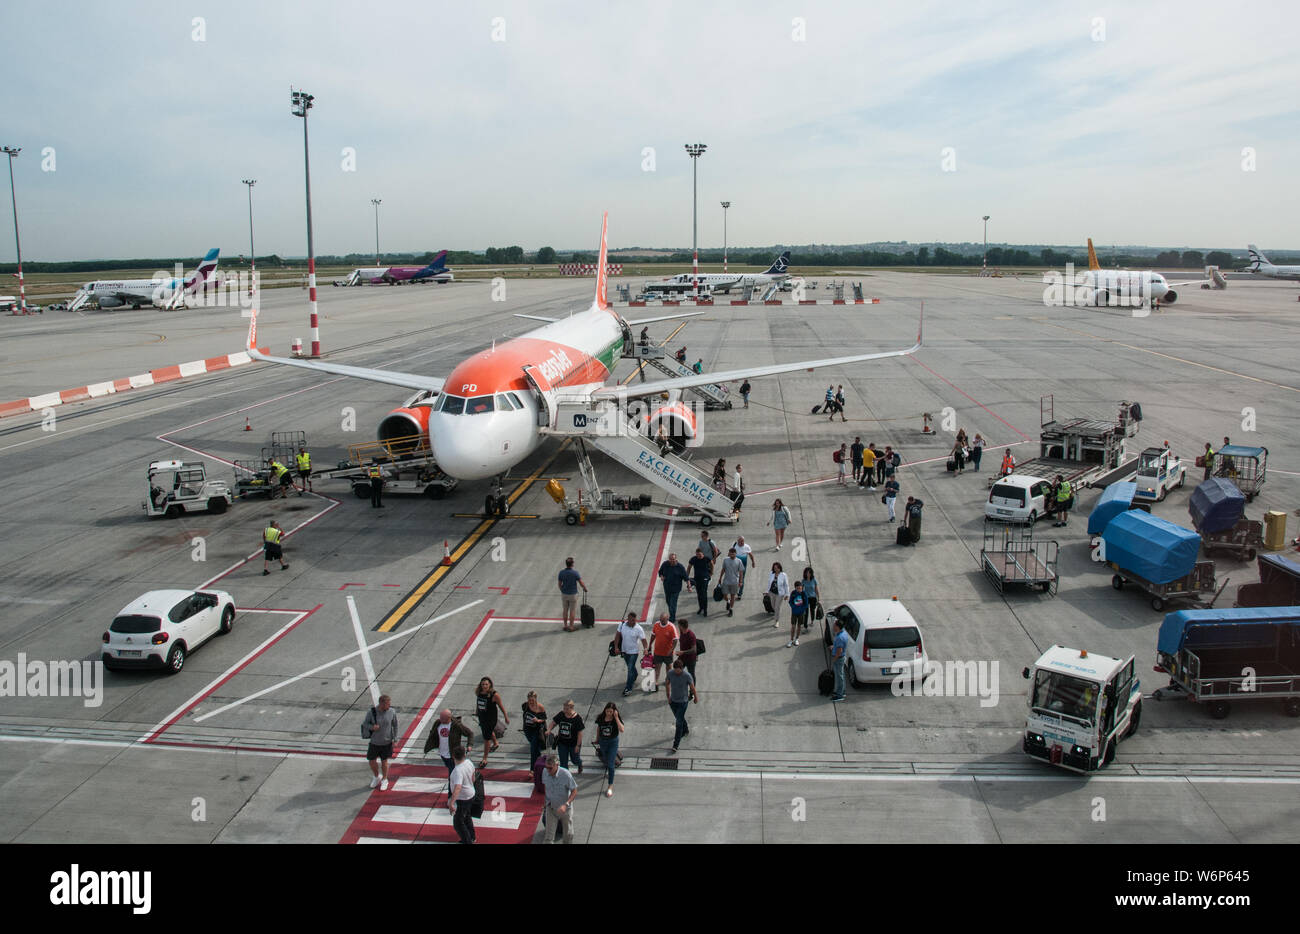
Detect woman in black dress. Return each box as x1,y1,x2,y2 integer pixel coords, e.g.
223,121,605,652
521,690,548,768
475,677,508,769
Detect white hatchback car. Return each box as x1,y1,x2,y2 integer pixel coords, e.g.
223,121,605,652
985,474,1053,525
102,589,235,673
823,598,927,687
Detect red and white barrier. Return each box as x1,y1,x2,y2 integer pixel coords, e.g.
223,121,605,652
556,263,623,275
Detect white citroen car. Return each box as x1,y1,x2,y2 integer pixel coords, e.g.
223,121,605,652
102,589,235,673
823,598,928,687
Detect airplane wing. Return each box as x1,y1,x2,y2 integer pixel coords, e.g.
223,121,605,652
624,310,706,326
597,304,923,400
513,314,558,323
243,306,444,393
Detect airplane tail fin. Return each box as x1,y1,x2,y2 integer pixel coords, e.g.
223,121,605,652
1086,238,1101,271
185,248,221,288
593,212,610,312
425,249,449,271
766,250,792,275
1247,244,1269,269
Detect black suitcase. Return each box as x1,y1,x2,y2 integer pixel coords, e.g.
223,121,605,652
712,585,724,602
580,596,595,629
762,593,774,613
946,458,957,472
811,404,822,415
818,669,835,696
896,525,913,546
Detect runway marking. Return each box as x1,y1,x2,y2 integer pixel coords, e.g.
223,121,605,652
189,601,482,724
611,768,1300,785
346,595,383,708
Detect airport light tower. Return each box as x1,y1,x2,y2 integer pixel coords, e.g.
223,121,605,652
242,179,257,294
371,198,382,265
290,88,320,357
3,146,28,315
982,215,990,273
720,201,730,274
685,143,707,298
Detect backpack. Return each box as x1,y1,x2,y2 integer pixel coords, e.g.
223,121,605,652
361,706,377,741
818,669,835,696
891,452,902,467
833,449,844,463
470,769,486,817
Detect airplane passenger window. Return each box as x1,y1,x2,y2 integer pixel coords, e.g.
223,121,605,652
467,396,495,415
440,394,465,415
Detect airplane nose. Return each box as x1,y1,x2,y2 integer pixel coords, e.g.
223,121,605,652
428,414,494,480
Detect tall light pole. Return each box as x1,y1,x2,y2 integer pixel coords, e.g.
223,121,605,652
291,88,320,357
720,201,730,274
242,179,257,294
684,143,707,298
3,147,27,315
982,215,990,273
371,198,382,265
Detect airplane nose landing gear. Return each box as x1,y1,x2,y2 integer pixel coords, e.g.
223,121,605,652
483,474,510,517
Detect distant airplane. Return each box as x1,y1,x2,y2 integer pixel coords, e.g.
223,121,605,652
1246,245,1300,281
1080,239,1222,306
371,251,454,284
653,251,791,294
69,249,220,310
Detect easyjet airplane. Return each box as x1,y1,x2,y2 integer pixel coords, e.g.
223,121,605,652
245,215,921,483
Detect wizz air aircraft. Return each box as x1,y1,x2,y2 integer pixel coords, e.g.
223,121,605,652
70,249,221,310
1246,245,1300,281
654,251,792,293
371,250,454,284
245,217,919,484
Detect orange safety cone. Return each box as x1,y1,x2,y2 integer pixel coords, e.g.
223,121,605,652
441,541,453,566
243,417,252,431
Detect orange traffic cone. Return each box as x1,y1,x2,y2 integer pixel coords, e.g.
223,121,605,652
243,417,252,431
441,541,453,566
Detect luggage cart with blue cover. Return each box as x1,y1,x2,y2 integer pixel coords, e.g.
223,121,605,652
1235,553,1300,608
1152,606,1300,719
1189,478,1262,562
1087,481,1145,542
1102,510,1225,612
1212,444,1268,502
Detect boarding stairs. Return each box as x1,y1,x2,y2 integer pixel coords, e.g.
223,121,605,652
622,340,730,408
542,398,737,520
67,290,91,312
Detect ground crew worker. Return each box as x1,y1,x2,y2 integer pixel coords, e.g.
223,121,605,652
295,446,312,495
1053,475,1073,528
1000,450,1016,477
268,457,292,499
1202,442,1215,481
367,463,385,508
262,520,289,575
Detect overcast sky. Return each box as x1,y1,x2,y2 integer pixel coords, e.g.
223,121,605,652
5,0,1299,261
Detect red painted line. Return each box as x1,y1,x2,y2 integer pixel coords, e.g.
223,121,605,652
834,300,847,305
0,399,31,418
381,583,402,588
487,586,510,595
339,582,366,590
452,585,472,590
147,739,355,758
394,610,495,757
143,603,323,744
908,357,1032,442
151,364,183,383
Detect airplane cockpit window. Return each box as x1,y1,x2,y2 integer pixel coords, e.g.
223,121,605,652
439,394,465,415
495,393,516,411
508,393,525,409
466,395,495,415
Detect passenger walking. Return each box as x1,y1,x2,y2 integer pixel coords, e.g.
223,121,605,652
971,433,985,472
906,496,925,542
362,693,398,791
770,499,792,549
261,520,289,575
692,358,704,374
521,692,548,768
787,580,808,647
651,613,679,687
474,677,508,769
823,384,834,413
834,443,848,485
830,619,849,702
665,660,699,755
658,552,689,622
676,617,699,681
732,464,746,508
424,708,473,777
767,561,790,628
687,547,713,616
448,746,477,844
541,753,578,842
546,700,585,774
367,463,385,508
712,458,727,494
739,380,751,409
884,475,900,521
594,702,625,798
830,385,847,422
875,444,888,484
850,437,865,483
951,438,966,475
557,556,588,632
720,548,744,617
732,536,753,595
859,443,877,490
616,611,648,696
697,529,720,564
801,567,819,630
295,445,312,494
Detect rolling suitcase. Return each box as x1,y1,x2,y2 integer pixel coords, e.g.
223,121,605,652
818,669,835,696
896,525,913,546
946,458,957,472
762,593,774,613
811,404,822,415
580,594,595,628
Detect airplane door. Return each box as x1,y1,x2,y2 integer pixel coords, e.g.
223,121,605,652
522,365,557,429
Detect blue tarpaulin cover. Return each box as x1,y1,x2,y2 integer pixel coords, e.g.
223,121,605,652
1188,478,1245,534
1088,481,1137,536
1157,606,1300,657
1102,511,1201,585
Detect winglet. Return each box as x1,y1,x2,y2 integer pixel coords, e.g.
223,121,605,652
245,304,261,357
594,212,610,311
1086,238,1101,271
916,300,924,348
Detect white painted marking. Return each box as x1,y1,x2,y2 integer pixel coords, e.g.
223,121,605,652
372,804,523,830
395,777,533,797
347,594,382,707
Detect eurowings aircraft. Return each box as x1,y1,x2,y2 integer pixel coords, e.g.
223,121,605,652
245,216,919,482
70,249,220,310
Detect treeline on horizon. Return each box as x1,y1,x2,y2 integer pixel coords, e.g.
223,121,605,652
1,246,1272,274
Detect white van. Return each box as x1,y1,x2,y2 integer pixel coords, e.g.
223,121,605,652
823,598,928,687
985,474,1052,525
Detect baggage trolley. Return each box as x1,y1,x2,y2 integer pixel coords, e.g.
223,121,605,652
1108,559,1224,612
1201,518,1263,562
980,521,1059,595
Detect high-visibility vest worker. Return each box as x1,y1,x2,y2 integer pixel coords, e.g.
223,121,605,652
1056,480,1073,503
1001,452,1015,475
367,465,381,480
296,450,311,471
270,459,288,478
263,525,282,544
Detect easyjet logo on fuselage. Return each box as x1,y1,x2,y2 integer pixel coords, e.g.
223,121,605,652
537,347,574,385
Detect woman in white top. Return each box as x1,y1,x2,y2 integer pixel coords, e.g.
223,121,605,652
767,561,790,627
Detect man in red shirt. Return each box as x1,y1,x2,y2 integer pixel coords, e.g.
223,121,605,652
650,613,678,690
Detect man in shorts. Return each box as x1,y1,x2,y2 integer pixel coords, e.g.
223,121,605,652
362,694,398,790
719,547,744,617
262,520,289,575
557,556,587,632
650,613,678,689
